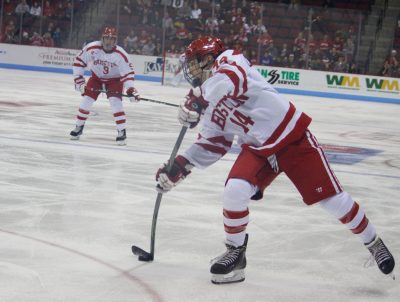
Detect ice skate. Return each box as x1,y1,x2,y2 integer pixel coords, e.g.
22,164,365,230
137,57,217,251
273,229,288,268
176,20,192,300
210,234,248,284
365,236,395,279
70,125,84,140
116,129,126,145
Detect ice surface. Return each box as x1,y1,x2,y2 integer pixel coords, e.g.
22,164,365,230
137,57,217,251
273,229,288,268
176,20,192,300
0,69,399,302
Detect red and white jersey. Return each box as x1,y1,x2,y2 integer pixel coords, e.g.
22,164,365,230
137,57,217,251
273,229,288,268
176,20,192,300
183,49,312,169
73,41,135,89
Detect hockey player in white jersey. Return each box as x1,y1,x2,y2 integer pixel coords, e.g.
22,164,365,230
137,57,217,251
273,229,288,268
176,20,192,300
156,36,395,284
70,26,140,145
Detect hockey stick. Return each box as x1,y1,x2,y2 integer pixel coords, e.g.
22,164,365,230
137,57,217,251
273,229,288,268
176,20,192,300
131,126,188,261
136,97,179,108
91,88,179,107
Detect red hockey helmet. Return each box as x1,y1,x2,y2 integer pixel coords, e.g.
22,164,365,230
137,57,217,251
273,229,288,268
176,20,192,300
185,36,226,61
102,26,117,52
183,36,226,87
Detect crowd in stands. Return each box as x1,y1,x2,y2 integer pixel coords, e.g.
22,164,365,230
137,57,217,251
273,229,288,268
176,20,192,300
1,0,399,77
0,0,88,47
379,19,400,78
117,0,369,74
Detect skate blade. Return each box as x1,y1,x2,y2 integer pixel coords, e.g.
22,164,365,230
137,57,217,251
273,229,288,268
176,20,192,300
211,269,245,284
389,273,395,280
70,136,80,140
117,140,126,146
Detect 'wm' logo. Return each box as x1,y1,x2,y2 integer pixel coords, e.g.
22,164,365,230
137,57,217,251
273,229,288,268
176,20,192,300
326,75,360,88
366,78,399,91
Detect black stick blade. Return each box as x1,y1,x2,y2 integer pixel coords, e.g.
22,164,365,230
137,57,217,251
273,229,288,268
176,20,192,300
132,245,154,262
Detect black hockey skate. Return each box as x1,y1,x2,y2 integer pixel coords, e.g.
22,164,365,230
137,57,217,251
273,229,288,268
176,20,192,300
116,129,126,145
210,234,248,284
365,236,395,278
70,125,84,140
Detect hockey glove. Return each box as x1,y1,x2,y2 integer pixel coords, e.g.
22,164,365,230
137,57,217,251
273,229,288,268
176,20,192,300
74,76,86,94
126,87,140,103
156,155,194,193
178,88,208,128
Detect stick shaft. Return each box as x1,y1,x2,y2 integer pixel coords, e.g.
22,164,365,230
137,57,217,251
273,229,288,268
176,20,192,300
149,126,188,257
91,88,179,107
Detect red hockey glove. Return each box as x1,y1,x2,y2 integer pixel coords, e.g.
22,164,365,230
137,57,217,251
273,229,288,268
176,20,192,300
156,155,194,193
74,76,86,94
126,87,140,103
178,88,208,128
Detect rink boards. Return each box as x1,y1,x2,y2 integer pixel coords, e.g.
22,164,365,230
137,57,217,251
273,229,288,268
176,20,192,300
1,43,399,104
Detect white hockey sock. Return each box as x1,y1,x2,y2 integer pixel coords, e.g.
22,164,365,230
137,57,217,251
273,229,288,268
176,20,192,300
109,97,126,131
76,96,95,126
223,178,257,247
319,191,376,244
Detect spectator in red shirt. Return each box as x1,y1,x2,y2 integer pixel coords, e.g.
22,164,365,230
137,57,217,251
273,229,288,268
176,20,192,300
249,49,258,65
233,27,249,45
319,34,331,57
43,1,55,18
232,7,246,26
3,0,14,16
257,29,273,48
306,34,317,55
30,32,44,46
293,31,306,55
176,23,189,40
137,29,148,47
331,36,344,54
54,2,65,18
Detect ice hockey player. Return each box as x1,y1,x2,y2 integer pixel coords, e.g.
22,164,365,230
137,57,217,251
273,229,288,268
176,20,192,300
155,36,395,284
71,26,140,145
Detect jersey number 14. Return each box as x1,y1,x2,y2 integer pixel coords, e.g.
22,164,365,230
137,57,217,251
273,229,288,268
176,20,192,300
230,110,254,133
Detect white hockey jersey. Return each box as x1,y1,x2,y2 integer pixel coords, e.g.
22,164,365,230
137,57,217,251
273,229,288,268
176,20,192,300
73,41,135,89
183,49,312,169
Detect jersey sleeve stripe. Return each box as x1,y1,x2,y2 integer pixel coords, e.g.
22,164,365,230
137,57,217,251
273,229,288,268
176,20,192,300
205,135,233,147
75,57,87,66
263,102,295,145
121,71,135,78
217,69,240,96
231,62,248,94
114,49,129,62
121,71,135,82
73,63,86,68
195,143,228,155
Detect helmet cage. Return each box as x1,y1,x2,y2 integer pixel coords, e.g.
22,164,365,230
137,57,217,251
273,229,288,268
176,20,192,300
102,27,117,52
183,36,225,87
183,57,203,88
